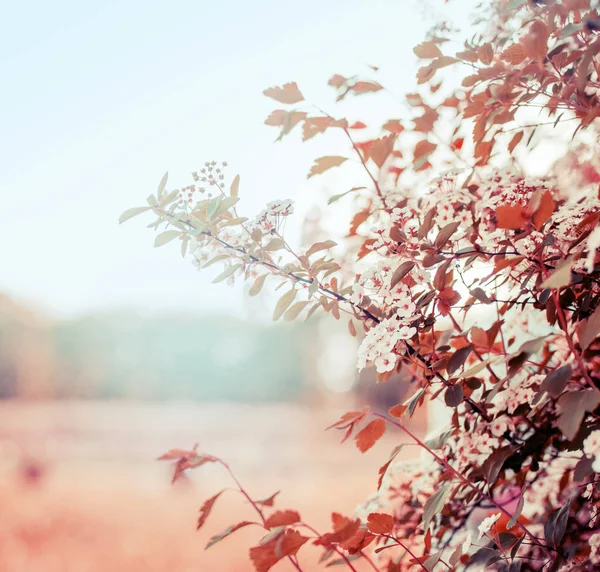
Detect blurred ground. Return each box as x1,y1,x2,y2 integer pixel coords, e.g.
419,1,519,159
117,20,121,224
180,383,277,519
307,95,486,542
0,401,426,572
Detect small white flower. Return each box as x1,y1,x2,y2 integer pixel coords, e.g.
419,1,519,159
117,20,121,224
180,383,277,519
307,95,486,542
477,513,501,540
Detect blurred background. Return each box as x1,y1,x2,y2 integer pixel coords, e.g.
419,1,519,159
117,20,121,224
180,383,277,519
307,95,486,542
0,1,481,570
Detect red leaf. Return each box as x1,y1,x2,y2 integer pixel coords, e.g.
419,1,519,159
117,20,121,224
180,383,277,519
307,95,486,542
508,131,524,153
451,137,464,151
263,82,304,104
277,529,309,558
352,81,383,94
533,190,555,230
382,119,405,133
315,514,361,546
355,419,386,453
348,205,372,236
413,41,443,59
157,448,196,461
307,156,347,179
326,409,368,430
496,204,527,229
349,121,367,129
256,491,280,507
265,510,301,529
197,491,224,530
366,512,395,534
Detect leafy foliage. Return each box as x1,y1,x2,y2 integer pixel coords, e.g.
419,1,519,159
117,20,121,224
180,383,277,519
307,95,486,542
126,1,600,569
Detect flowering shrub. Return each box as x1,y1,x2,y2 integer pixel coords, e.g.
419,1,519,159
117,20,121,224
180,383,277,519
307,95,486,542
122,1,600,570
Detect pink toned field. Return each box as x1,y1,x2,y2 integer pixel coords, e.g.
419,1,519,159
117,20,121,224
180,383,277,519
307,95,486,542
0,401,424,571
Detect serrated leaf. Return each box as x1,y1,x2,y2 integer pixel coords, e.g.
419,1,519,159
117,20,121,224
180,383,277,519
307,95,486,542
154,230,180,247
263,82,304,104
119,206,151,224
273,288,297,321
307,156,347,179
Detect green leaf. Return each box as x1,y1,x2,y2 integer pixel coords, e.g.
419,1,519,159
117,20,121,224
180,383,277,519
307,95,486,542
206,521,254,549
212,264,241,283
273,288,297,321
119,206,151,224
327,186,365,205
284,301,310,321
422,483,451,531
154,230,180,247
157,172,168,196
230,174,240,198
249,274,268,296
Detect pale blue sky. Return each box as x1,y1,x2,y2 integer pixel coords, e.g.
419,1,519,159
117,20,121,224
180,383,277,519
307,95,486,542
1,0,475,319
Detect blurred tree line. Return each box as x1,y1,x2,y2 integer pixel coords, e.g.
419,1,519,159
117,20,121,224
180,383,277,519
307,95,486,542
0,294,310,401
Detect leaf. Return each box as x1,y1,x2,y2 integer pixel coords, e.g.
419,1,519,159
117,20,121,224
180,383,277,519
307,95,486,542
557,390,600,440
366,512,394,534
263,82,304,104
507,494,525,530
540,257,574,289
256,491,280,507
265,510,301,529
483,446,513,484
508,131,524,153
307,240,337,257
212,264,241,284
390,261,415,288
273,288,297,321
119,206,151,224
197,491,224,530
154,230,180,247
206,521,254,549
435,221,461,249
533,190,554,230
307,156,347,179
352,81,383,94
501,44,527,65
496,205,527,229
444,384,464,407
230,174,240,198
284,301,310,321
382,119,404,133
447,345,473,376
355,419,386,453
249,274,268,297
578,305,600,350
413,41,443,59
422,483,451,531
540,364,572,397
413,140,437,164
157,171,169,196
